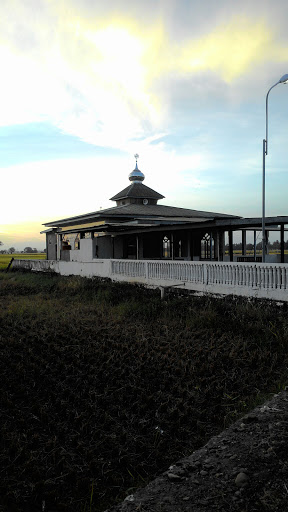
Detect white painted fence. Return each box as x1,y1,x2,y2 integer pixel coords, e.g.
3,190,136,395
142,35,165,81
11,258,288,301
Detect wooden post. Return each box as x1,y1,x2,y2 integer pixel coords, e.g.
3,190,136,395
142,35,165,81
5,257,14,272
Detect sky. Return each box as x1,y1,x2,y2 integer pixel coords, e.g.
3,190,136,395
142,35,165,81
1,0,288,251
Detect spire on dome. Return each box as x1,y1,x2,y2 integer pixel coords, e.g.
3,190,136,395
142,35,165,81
129,154,145,182
135,153,139,167
110,155,165,204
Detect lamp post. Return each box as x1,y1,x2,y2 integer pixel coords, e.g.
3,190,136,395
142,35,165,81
262,73,288,263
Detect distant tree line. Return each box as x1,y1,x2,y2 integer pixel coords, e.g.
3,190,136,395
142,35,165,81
225,240,288,251
0,245,45,254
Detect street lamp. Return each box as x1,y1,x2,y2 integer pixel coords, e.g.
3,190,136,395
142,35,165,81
262,73,288,263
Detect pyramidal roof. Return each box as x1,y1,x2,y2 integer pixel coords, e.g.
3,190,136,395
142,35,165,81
110,181,164,201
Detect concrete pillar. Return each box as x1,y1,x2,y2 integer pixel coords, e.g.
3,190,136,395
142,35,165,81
281,224,285,263
217,231,224,261
210,232,213,260
187,235,191,261
229,230,233,262
111,235,115,259
215,231,220,261
242,230,247,256
56,234,62,260
220,231,225,261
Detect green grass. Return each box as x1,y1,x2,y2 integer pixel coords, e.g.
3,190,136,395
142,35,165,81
0,252,46,270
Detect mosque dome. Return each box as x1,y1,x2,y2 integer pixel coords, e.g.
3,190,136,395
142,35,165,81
128,154,145,182
109,154,164,205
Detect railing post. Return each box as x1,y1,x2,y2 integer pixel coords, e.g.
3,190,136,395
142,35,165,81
203,263,207,284
269,267,273,289
281,267,286,290
252,266,257,287
276,267,281,289
249,266,253,286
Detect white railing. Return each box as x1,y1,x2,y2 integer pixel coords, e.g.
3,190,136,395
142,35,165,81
111,260,205,283
147,261,204,283
12,258,288,301
111,260,288,290
111,260,288,300
204,262,288,290
111,260,146,277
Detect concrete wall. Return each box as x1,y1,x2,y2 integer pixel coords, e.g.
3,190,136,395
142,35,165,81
56,235,117,263
68,236,122,263
58,235,125,263
46,232,57,260
70,239,94,262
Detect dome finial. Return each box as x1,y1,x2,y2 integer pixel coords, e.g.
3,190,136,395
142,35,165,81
129,154,145,182
134,153,139,169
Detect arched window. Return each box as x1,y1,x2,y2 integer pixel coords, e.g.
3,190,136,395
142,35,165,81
162,235,171,258
201,233,214,260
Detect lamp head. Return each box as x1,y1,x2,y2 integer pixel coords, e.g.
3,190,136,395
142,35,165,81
279,74,288,83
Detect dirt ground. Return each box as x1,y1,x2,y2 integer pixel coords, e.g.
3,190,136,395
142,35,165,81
107,390,288,512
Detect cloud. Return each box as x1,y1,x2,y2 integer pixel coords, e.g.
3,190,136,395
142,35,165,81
1,1,287,148
178,19,270,81
0,0,287,187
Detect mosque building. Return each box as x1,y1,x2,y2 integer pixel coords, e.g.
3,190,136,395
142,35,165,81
42,156,288,264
